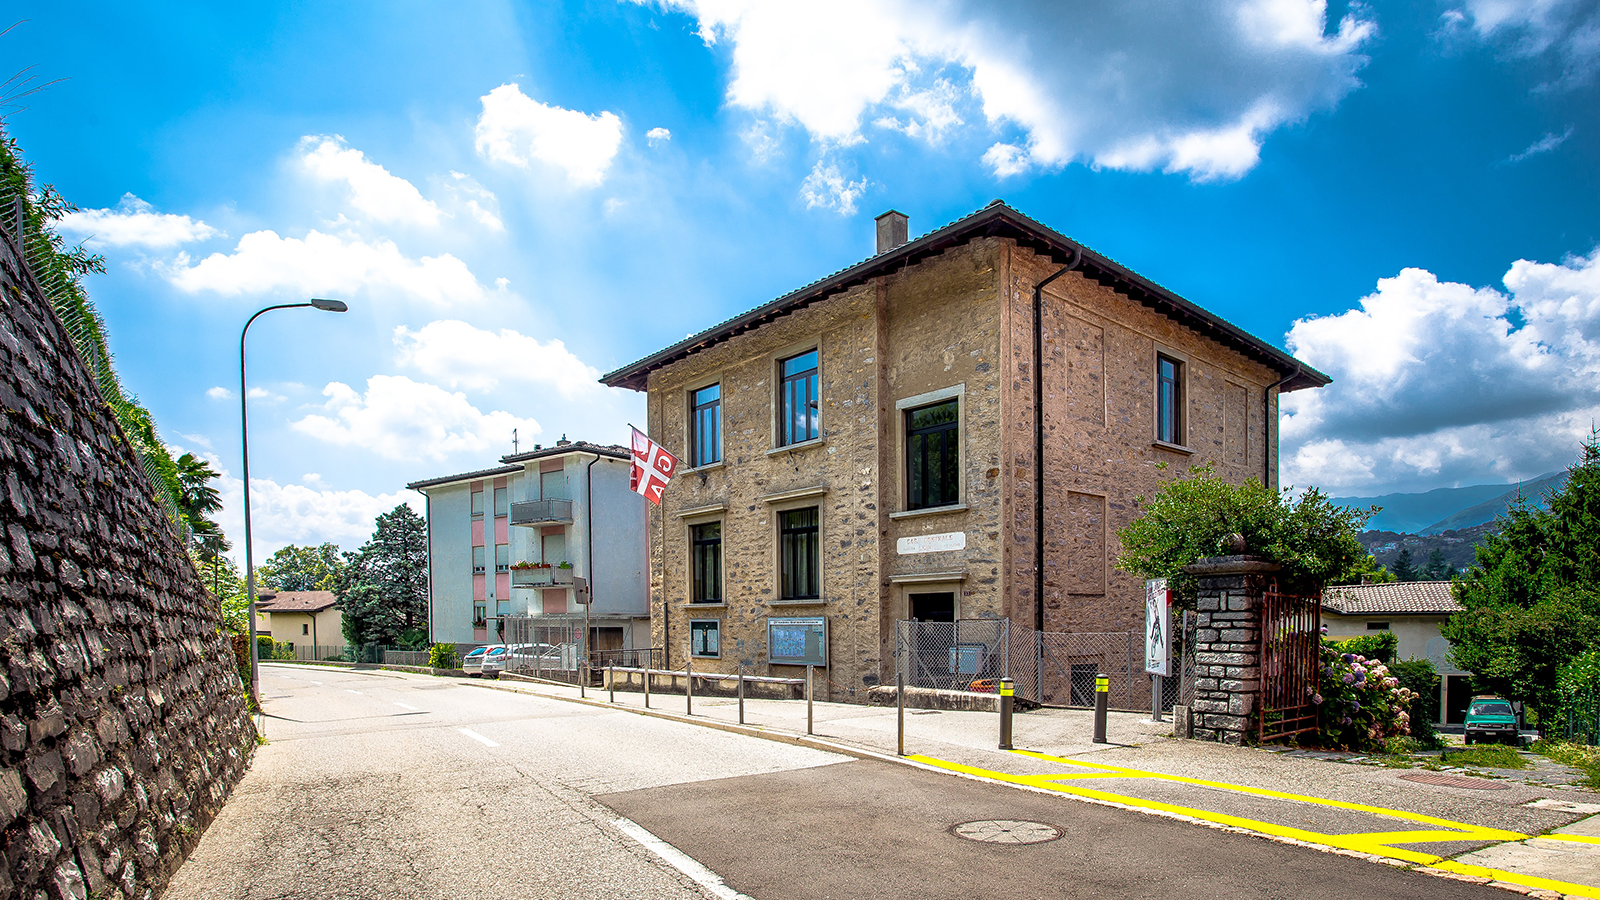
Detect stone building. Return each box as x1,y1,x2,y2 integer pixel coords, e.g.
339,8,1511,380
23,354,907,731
600,201,1328,698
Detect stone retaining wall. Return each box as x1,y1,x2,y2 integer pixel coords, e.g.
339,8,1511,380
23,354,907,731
0,226,256,899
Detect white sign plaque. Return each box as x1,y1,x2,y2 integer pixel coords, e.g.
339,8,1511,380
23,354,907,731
1144,578,1172,676
896,532,966,555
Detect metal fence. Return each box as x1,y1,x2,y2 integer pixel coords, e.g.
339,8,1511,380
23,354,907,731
893,617,1194,712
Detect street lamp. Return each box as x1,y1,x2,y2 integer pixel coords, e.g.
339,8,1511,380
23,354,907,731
241,298,348,707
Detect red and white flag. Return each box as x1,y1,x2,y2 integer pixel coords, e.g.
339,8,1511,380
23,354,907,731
629,426,679,506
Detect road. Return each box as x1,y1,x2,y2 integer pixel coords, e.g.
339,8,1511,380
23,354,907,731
165,664,1508,900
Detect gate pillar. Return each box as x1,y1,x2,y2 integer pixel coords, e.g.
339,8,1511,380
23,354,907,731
1181,555,1281,744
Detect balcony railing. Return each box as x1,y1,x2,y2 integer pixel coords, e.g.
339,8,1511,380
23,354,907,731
511,567,576,587
509,498,574,526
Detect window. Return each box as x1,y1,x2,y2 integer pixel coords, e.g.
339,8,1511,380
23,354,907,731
471,490,485,518
690,384,722,467
540,470,567,501
1156,355,1184,445
906,399,959,509
473,602,486,627
495,544,510,573
301,623,309,636
690,620,721,658
778,350,819,445
542,533,566,566
493,487,508,517
1366,621,1391,631
779,507,820,601
472,546,486,574
691,522,722,603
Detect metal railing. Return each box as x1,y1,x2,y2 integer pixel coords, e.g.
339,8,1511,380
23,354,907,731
1259,584,1322,741
509,498,574,526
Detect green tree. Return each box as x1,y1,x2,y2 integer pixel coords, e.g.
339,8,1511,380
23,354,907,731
1443,432,1600,721
1391,549,1419,582
258,542,346,592
190,548,250,633
337,505,428,646
1421,549,1456,581
176,452,223,534
1115,464,1376,597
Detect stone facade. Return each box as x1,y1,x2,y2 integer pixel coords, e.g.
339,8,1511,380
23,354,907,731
606,204,1322,702
1185,556,1279,744
0,226,256,898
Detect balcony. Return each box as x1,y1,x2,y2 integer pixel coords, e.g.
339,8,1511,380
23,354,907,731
509,499,574,527
511,567,576,587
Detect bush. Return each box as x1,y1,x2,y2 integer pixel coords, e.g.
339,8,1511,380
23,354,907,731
256,635,275,661
1389,657,1443,749
1116,464,1376,598
1329,631,1399,663
428,642,460,670
1557,649,1600,744
1313,642,1418,751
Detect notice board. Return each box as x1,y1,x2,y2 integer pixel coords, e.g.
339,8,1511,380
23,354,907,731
768,616,827,667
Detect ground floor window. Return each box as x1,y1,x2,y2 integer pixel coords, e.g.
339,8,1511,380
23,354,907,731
690,619,721,658
779,507,819,600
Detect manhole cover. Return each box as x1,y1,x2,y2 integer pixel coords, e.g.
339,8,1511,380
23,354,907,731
951,820,1062,844
1400,773,1509,790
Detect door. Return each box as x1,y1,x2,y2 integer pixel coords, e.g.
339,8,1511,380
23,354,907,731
909,592,955,622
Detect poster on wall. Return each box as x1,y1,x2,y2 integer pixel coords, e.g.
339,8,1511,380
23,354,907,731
768,616,827,667
1144,578,1172,676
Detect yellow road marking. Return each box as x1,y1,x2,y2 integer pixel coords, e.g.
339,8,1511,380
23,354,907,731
906,751,1600,899
1538,833,1600,846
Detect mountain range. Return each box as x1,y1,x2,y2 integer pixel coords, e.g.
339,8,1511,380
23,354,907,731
1332,471,1570,535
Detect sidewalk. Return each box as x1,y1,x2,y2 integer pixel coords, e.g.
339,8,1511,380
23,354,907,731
462,671,1600,899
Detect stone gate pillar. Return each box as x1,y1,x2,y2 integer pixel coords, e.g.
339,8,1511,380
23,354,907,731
1182,555,1281,744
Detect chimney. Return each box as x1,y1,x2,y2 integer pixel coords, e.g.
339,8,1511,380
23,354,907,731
875,210,908,255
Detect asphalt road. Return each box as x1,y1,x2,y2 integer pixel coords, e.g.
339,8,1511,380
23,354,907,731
166,665,1506,900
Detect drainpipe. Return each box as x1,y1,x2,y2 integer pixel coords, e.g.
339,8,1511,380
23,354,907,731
1263,364,1302,490
1034,249,1082,633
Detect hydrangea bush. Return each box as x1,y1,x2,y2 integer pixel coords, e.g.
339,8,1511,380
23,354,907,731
1313,642,1418,751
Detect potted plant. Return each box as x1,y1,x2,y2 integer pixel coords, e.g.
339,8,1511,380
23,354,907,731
554,560,575,584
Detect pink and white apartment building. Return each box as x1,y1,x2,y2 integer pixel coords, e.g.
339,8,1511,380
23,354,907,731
406,440,651,650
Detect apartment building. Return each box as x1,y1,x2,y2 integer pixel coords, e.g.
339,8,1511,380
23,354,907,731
406,440,650,651
600,201,1329,697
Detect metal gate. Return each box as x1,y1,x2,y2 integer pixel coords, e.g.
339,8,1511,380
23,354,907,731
1258,584,1321,741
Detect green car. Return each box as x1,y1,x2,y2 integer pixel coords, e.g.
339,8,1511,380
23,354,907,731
1464,696,1519,745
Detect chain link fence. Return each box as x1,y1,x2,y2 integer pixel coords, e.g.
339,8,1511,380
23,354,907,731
894,617,1194,712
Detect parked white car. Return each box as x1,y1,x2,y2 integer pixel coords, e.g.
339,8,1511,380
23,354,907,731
462,645,494,677
477,645,513,677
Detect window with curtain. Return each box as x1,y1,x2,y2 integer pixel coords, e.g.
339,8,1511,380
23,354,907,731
691,522,722,603
779,507,819,601
691,384,722,467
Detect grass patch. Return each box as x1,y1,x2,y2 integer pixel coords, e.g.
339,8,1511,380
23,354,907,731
1440,744,1529,769
1532,740,1600,789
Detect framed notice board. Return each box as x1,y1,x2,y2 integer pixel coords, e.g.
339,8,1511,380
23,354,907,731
768,616,827,667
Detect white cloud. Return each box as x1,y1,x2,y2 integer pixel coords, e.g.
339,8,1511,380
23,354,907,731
392,320,603,397
246,386,284,402
646,126,672,145
57,194,221,249
1450,0,1600,85
1501,126,1576,164
163,229,486,305
214,472,419,561
207,386,233,400
799,160,869,215
291,374,541,462
1280,247,1600,493
474,83,624,186
297,135,443,227
445,171,504,231
644,0,1373,181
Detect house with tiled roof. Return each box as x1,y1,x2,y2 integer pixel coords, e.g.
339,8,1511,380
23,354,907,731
600,201,1329,702
1322,581,1471,725
255,590,343,651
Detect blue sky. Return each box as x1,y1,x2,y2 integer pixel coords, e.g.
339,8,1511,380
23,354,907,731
6,0,1598,554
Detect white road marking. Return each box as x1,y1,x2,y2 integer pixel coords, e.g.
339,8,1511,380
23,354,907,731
613,817,753,900
393,702,421,711
345,690,363,695
458,728,499,747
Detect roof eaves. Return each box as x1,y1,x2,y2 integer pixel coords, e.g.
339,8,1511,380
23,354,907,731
500,442,630,464
599,201,1330,393
405,464,523,492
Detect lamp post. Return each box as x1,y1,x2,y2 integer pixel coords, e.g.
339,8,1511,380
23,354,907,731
242,298,347,707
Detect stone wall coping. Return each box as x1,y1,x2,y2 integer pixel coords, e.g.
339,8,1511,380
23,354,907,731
674,501,728,519
887,571,968,584
1182,554,1282,576
759,484,829,504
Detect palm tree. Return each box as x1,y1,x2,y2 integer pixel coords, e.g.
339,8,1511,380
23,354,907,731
176,452,223,532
